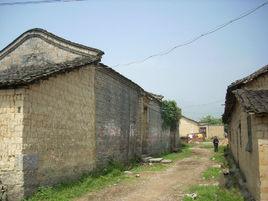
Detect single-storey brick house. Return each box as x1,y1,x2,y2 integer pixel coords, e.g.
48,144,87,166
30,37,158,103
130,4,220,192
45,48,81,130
223,65,268,201
0,29,177,200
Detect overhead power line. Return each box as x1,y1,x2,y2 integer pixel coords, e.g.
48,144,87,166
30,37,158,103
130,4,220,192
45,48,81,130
0,0,88,6
112,1,268,67
183,99,225,109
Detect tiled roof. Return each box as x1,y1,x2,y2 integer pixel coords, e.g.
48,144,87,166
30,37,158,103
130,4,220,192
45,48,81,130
229,65,268,88
233,89,268,114
0,28,104,89
0,57,97,89
0,29,165,104
223,65,268,123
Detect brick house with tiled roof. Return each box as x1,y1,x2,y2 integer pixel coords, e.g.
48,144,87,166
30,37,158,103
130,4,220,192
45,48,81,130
0,29,177,200
223,65,268,201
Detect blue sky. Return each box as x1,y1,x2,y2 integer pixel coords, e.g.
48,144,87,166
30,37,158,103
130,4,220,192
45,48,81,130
0,0,267,120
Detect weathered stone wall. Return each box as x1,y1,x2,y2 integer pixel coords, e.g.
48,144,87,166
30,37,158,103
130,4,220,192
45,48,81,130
95,68,142,167
142,99,171,155
0,89,24,201
179,117,199,137
22,66,96,197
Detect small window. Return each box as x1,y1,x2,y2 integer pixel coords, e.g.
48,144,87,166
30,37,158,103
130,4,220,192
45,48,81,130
245,115,253,152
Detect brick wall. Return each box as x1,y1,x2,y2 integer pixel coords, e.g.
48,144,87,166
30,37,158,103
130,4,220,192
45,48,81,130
0,63,177,200
0,89,24,201
95,68,142,167
142,99,171,155
22,66,96,197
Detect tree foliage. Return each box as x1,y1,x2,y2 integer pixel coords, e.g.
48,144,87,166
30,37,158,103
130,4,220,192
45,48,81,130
200,115,222,125
161,100,182,130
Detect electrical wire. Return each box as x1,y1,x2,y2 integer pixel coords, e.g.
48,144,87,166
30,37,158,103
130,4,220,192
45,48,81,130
112,1,268,67
0,0,88,6
182,99,225,109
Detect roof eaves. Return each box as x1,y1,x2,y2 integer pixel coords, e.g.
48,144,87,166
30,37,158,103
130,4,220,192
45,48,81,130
0,57,98,89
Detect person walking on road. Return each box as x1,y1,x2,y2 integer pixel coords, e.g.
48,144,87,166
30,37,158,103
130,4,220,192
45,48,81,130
213,136,219,152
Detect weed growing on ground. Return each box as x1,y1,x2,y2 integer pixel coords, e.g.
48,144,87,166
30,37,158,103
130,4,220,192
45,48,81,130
24,164,127,201
25,144,192,201
131,143,192,173
202,167,221,180
183,185,244,201
130,163,167,173
211,146,228,167
183,144,243,201
199,143,214,149
162,143,192,161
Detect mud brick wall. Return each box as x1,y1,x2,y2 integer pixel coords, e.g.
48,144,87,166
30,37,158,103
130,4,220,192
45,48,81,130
246,73,268,90
228,73,268,201
0,89,24,201
22,66,96,197
229,102,261,200
258,139,268,201
95,68,142,167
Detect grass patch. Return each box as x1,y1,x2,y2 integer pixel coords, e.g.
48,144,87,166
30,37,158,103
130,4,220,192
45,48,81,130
131,143,192,173
202,167,221,180
211,146,228,167
25,144,192,201
183,185,243,201
24,163,128,201
199,143,213,149
130,163,167,173
162,143,192,161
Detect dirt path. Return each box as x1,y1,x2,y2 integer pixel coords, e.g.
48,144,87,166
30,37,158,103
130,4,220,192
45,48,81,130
75,146,215,201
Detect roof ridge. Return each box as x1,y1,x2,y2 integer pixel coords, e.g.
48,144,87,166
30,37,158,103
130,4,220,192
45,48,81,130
229,65,268,89
0,28,104,60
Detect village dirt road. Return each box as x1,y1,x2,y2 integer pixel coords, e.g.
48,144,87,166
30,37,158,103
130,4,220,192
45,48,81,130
75,146,215,201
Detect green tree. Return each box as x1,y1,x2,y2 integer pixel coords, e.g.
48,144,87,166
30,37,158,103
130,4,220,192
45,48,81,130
200,115,222,125
161,100,182,130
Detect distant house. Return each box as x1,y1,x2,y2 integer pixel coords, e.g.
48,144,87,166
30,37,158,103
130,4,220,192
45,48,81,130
223,65,268,201
179,116,224,139
198,123,225,139
0,29,177,200
179,116,199,137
